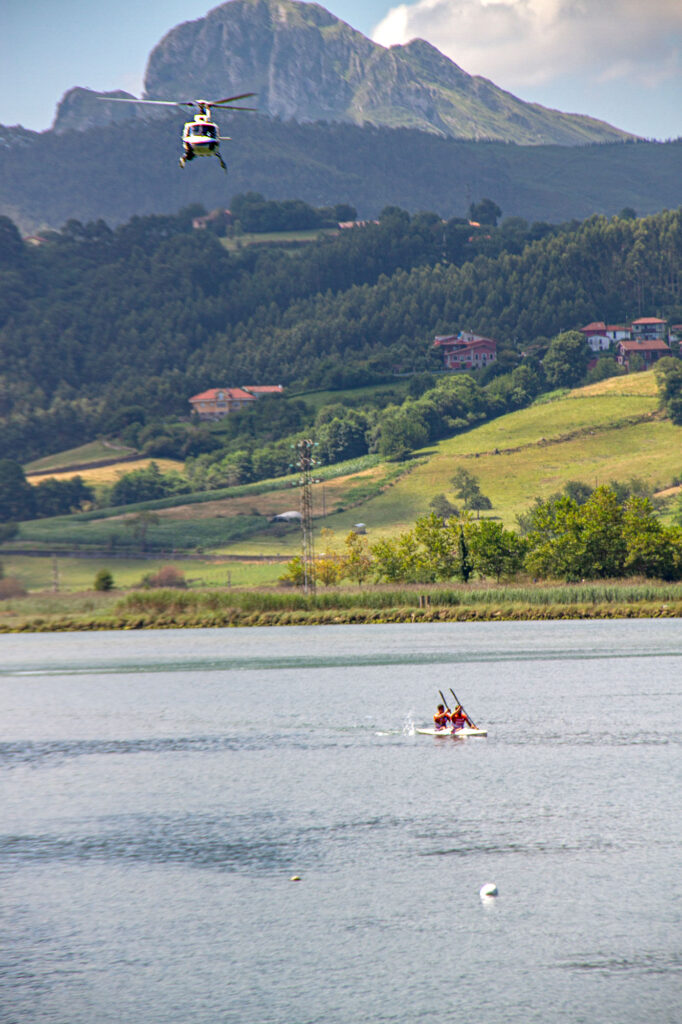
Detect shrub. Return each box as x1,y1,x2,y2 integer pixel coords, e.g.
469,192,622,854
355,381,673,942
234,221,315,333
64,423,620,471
0,577,27,600
141,566,187,588
94,569,114,591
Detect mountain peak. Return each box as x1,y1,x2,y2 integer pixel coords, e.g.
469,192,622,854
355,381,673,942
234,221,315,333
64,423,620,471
49,0,634,146
141,0,634,144
52,87,173,135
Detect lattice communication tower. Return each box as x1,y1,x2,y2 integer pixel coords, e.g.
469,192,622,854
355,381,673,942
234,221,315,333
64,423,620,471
294,438,316,594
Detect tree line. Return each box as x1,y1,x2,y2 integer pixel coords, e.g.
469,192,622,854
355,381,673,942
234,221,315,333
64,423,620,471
285,485,682,587
0,322,675,518
1,203,680,467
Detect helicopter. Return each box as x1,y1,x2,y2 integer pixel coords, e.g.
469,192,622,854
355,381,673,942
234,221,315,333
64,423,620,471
100,93,256,171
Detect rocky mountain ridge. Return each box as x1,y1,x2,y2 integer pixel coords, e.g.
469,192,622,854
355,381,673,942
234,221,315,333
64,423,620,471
51,0,634,146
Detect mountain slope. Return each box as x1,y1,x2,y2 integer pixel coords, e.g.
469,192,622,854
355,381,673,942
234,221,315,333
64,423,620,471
2,112,680,234
217,373,682,552
140,0,633,146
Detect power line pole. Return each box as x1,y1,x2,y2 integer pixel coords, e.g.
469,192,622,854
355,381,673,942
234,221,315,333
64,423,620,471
294,438,316,594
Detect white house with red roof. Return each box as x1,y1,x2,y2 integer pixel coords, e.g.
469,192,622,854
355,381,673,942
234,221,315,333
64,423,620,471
580,316,677,362
579,322,610,352
189,385,284,420
434,331,497,372
630,317,667,341
579,321,632,351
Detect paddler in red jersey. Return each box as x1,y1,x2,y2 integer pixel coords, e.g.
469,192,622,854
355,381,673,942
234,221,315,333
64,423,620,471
433,704,450,730
450,705,474,732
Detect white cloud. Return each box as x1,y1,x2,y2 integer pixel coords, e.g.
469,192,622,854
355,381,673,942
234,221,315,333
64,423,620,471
372,0,682,91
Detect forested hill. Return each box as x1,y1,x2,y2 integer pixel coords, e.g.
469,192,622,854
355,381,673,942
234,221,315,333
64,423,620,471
0,204,681,462
1,113,681,234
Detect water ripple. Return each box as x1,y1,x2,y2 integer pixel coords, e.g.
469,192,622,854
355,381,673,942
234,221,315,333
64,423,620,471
0,815,297,873
555,951,682,976
0,733,312,768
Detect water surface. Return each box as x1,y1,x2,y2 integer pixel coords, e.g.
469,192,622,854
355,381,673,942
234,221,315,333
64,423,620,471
1,621,680,1023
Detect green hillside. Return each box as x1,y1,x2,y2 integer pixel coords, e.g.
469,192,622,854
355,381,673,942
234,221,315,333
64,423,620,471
4,371,682,596
3,205,682,468
13,371,676,562
217,371,681,552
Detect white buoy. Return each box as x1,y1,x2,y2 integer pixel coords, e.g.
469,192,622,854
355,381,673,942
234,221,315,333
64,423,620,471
480,882,498,898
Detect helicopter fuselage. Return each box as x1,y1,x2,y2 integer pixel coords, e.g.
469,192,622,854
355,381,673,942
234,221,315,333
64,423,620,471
99,92,252,173
182,117,221,156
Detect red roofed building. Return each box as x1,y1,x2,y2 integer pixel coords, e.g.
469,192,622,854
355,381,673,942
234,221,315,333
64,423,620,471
189,385,283,420
631,317,667,341
580,321,632,351
580,322,610,352
616,338,670,370
434,331,497,372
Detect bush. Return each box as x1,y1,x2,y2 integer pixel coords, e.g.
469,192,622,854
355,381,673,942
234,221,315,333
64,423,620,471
141,566,187,588
0,577,27,600
94,569,114,591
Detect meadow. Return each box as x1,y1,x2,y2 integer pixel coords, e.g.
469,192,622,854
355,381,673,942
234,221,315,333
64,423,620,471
219,228,339,252
26,458,184,486
219,372,682,554
5,372,682,580
24,439,137,473
11,456,400,558
0,554,283,595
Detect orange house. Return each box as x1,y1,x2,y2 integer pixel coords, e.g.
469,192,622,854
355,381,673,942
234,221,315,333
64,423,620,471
189,385,283,420
434,331,497,371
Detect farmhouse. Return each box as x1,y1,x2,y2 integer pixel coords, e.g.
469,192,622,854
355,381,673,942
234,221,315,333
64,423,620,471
630,317,667,341
192,208,232,231
189,385,284,420
616,338,671,370
434,331,497,371
580,321,631,352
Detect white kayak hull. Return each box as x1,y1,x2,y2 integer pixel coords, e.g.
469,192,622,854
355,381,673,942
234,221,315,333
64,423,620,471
415,727,487,737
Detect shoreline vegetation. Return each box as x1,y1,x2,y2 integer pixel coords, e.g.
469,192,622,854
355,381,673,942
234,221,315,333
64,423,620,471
2,581,681,633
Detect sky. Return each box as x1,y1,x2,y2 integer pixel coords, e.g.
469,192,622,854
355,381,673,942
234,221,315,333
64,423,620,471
2,0,681,139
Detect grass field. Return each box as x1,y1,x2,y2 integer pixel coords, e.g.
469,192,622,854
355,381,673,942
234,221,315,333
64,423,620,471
7,371,681,564
220,228,339,252
26,458,185,485
220,371,682,554
25,439,137,473
9,456,402,559
290,380,411,412
0,555,283,594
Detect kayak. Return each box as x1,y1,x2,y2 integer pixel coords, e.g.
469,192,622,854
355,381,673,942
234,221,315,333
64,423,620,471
415,727,487,738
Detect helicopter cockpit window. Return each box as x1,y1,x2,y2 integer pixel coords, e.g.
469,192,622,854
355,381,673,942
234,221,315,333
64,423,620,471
190,123,216,137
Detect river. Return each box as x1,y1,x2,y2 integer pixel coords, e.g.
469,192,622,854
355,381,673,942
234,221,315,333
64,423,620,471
1,620,680,1023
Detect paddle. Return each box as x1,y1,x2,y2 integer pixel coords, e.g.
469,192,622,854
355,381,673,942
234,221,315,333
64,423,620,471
448,688,475,729
434,690,452,730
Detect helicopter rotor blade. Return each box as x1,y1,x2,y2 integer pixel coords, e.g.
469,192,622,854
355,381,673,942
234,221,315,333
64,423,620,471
210,92,257,105
97,97,192,107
